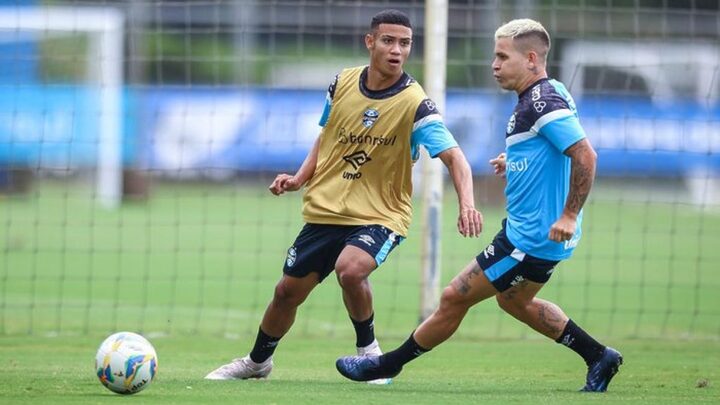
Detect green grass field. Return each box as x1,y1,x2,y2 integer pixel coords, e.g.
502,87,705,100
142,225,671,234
1,180,719,403
1,336,718,404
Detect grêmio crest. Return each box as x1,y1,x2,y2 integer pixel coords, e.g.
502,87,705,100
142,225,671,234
362,108,380,128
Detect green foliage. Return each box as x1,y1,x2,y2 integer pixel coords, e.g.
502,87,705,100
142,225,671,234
143,32,242,84
141,32,368,85
38,35,90,83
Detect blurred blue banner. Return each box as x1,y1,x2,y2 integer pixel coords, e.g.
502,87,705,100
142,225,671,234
0,85,135,168
0,86,99,167
138,88,322,173
138,88,720,176
0,86,718,176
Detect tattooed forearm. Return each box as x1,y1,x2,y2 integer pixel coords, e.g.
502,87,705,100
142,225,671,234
564,139,597,215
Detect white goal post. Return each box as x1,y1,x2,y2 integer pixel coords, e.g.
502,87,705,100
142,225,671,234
420,0,448,322
0,6,124,208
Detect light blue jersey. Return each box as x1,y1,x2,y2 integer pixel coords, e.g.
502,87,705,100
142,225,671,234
504,79,587,261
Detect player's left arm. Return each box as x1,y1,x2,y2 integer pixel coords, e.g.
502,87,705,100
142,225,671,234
537,89,597,242
549,138,597,242
438,147,483,237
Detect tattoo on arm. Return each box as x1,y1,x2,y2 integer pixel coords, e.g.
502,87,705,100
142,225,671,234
565,140,596,215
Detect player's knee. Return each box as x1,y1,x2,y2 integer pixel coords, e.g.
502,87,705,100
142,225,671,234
439,286,469,312
496,294,529,316
336,270,368,290
272,281,305,307
335,258,373,289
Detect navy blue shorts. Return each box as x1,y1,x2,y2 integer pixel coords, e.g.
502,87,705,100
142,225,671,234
475,219,560,292
283,223,404,282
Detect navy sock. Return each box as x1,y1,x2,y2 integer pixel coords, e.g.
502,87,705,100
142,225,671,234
555,319,606,365
249,327,281,363
380,332,430,368
351,313,375,348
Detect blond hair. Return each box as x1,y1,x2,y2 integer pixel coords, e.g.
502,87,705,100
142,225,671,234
495,19,551,60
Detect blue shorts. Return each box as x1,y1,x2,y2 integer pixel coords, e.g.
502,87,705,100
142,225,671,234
283,223,404,282
475,219,560,292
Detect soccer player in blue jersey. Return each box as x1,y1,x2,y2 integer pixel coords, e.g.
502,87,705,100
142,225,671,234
336,18,623,392
204,9,482,382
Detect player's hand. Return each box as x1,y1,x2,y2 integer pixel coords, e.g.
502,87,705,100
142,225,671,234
457,205,483,237
549,214,577,242
269,173,302,195
489,153,507,176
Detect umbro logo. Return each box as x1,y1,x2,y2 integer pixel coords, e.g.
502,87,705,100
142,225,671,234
343,151,371,170
483,244,495,259
560,334,575,347
358,234,376,246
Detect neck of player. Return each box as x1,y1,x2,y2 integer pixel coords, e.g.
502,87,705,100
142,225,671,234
516,71,548,95
365,65,402,91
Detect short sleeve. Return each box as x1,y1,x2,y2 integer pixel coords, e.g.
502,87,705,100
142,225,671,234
318,74,339,127
411,99,458,159
536,110,586,152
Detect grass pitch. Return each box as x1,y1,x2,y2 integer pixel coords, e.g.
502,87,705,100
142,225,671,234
0,335,718,404
1,180,719,404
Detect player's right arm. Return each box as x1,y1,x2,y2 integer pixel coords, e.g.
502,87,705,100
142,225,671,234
269,73,339,196
269,136,319,196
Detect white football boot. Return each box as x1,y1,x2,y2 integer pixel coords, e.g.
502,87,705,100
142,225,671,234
204,355,273,380
357,339,392,385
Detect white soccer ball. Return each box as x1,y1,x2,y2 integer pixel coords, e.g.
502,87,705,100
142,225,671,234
95,332,159,395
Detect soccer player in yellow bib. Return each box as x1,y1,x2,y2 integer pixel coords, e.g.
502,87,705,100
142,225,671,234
204,9,482,382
